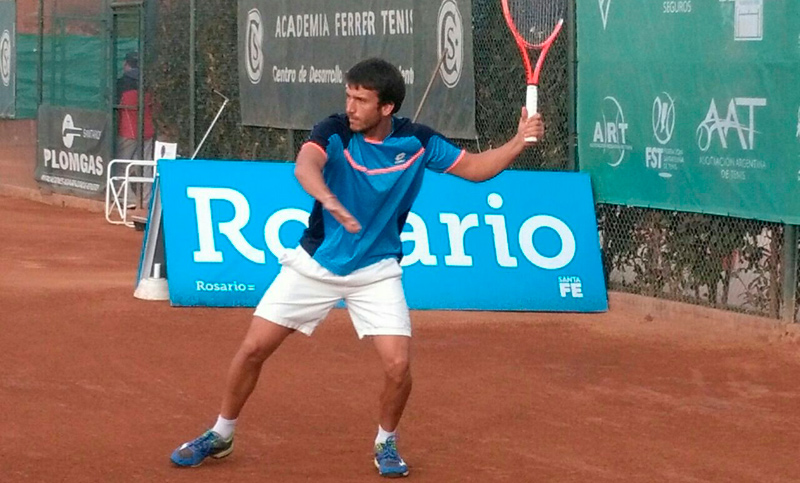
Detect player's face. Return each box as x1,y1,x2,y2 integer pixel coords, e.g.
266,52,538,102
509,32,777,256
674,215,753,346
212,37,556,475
345,84,393,135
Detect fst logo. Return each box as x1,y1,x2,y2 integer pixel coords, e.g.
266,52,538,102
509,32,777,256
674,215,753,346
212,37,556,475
696,97,766,152
245,8,263,84
645,92,684,178
590,96,632,167
437,0,463,88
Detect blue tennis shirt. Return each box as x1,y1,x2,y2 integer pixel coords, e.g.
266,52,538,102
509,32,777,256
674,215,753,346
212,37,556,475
299,114,465,276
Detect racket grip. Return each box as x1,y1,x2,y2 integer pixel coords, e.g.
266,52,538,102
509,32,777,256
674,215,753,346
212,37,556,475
525,85,538,143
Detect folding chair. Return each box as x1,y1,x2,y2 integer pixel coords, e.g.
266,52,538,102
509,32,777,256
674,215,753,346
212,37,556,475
105,159,157,227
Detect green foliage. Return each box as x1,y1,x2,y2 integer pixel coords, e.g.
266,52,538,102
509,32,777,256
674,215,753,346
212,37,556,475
598,204,784,316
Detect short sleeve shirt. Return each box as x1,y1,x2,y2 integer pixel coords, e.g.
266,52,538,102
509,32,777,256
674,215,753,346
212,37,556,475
299,114,465,275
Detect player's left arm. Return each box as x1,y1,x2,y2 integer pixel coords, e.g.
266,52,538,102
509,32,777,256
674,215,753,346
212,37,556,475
447,109,544,182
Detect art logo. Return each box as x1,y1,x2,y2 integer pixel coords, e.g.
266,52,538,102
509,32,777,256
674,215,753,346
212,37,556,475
696,97,766,152
590,96,631,168
246,8,264,84
598,0,611,30
437,0,463,88
0,29,10,87
646,92,684,178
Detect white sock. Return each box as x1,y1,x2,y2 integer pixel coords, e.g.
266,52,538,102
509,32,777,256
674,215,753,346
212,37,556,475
375,425,396,446
211,415,237,440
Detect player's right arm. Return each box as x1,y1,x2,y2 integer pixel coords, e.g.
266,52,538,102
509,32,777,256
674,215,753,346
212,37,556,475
294,142,362,234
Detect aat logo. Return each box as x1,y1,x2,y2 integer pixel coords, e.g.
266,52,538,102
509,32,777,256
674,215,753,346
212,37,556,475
696,97,766,151
590,96,632,168
0,29,11,87
245,8,263,84
437,0,463,88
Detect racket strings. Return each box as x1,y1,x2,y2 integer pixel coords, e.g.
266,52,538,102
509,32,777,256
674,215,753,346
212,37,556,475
508,0,565,46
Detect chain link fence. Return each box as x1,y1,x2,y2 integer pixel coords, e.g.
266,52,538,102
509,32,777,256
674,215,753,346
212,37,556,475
151,0,572,168
14,0,798,322
150,0,797,321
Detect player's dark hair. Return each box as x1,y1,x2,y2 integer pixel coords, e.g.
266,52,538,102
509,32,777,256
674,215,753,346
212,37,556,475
345,58,405,114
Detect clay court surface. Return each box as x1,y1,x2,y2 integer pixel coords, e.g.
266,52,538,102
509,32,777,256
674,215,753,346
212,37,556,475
2,195,800,482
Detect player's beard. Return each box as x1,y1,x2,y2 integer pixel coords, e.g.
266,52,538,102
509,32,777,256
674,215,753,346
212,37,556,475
350,113,381,135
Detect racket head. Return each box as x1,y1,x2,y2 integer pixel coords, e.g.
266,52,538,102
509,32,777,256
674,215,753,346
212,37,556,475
502,0,567,49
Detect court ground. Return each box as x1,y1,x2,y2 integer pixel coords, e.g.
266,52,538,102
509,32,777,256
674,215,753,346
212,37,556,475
1,195,799,482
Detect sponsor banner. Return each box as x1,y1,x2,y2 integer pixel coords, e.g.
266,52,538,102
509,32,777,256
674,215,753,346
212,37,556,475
237,0,477,139
158,160,607,312
0,0,15,118
577,0,800,223
35,105,112,197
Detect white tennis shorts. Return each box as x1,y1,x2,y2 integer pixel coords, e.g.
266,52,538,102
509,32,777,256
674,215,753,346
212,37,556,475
254,248,411,338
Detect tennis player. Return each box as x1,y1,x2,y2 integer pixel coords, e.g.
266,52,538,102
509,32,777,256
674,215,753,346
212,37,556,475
170,57,545,478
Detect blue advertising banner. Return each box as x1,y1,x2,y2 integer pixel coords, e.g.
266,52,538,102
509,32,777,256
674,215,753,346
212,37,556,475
159,160,607,312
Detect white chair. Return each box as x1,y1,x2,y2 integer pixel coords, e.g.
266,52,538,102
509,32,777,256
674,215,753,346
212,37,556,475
105,158,157,227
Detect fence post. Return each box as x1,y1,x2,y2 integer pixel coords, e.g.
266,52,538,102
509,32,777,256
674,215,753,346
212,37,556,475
782,224,798,323
189,0,196,156
566,0,577,172
37,0,43,105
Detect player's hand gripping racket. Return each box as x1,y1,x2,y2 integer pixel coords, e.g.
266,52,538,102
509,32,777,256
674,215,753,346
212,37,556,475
501,0,566,142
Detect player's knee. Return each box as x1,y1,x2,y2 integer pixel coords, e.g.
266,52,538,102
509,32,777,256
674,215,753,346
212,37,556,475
239,335,276,362
383,356,411,385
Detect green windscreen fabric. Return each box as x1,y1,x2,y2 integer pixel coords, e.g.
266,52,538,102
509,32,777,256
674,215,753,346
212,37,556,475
15,34,137,119
576,0,800,224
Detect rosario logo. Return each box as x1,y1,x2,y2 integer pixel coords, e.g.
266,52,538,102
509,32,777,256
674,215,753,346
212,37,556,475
437,0,463,88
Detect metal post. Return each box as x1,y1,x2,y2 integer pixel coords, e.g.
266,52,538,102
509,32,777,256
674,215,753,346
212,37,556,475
37,0,44,106
189,0,196,156
137,4,144,161
413,51,447,123
782,224,798,322
566,0,577,172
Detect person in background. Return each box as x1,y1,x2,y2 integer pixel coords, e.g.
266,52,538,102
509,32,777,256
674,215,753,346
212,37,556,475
116,51,155,207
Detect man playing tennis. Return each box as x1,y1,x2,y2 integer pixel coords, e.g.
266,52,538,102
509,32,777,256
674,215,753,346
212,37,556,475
170,57,545,478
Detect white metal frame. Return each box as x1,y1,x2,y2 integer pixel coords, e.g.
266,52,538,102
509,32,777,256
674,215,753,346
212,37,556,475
105,159,157,227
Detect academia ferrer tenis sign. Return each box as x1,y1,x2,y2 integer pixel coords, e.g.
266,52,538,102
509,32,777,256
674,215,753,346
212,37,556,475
237,0,477,139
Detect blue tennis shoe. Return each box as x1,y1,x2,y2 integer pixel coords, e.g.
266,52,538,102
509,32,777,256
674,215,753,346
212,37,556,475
374,435,409,478
171,430,234,467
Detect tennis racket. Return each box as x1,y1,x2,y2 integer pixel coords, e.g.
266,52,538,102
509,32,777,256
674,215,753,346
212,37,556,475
501,0,566,142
